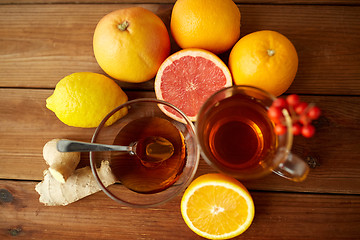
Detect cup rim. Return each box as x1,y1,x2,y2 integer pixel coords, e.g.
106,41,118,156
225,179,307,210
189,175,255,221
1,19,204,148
89,98,199,208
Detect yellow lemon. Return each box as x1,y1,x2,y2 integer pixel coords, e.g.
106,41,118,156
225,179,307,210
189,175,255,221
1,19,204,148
181,173,255,239
46,72,128,128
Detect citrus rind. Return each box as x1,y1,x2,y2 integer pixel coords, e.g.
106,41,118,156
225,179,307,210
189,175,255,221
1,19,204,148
155,49,232,123
181,174,255,239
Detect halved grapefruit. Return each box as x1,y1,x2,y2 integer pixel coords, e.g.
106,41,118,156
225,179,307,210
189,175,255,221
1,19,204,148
154,48,232,122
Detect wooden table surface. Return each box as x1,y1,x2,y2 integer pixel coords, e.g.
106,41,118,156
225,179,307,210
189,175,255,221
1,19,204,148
1,0,360,239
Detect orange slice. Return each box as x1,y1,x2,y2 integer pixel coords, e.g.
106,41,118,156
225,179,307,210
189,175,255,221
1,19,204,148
181,173,255,239
154,48,232,122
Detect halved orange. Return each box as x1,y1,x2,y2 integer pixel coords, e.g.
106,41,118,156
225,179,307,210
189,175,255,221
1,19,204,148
181,173,255,239
154,48,232,122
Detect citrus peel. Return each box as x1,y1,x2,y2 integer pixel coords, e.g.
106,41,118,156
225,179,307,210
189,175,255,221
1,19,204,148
229,30,298,96
181,173,255,239
155,48,232,122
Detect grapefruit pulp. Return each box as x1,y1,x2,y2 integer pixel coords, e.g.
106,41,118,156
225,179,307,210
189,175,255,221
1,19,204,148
154,49,232,122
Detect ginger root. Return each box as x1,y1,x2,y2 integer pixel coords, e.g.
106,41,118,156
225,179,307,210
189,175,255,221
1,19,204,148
35,160,116,206
43,139,80,183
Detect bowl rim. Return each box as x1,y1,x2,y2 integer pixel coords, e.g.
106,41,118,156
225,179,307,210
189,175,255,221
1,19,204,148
89,98,200,208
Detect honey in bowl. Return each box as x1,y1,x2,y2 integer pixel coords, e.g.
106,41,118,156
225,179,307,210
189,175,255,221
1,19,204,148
110,116,186,194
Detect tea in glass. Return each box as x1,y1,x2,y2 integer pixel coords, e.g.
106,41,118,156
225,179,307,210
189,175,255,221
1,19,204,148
197,85,310,181
197,91,277,179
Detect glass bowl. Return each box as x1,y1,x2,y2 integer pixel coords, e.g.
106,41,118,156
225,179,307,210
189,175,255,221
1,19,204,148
89,98,199,208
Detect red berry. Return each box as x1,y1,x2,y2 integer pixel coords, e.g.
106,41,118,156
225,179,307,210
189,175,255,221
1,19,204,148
295,102,308,115
299,114,310,125
268,106,283,122
292,123,302,135
286,94,300,107
307,106,321,120
275,124,287,135
301,124,315,138
272,98,288,109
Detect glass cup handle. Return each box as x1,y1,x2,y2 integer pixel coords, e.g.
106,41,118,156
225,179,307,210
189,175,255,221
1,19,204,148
272,152,310,182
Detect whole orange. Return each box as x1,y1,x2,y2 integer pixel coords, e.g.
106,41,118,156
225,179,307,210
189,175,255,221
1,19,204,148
229,30,298,96
170,0,241,54
93,7,171,83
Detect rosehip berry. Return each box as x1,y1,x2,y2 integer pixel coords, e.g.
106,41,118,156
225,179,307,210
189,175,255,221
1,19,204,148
275,124,287,135
272,98,288,109
268,106,283,123
292,123,302,135
295,102,308,115
286,94,300,107
299,114,310,125
307,106,321,120
301,124,315,138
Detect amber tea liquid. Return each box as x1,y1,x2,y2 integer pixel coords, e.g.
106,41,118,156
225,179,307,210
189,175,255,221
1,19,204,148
199,94,277,176
110,117,186,194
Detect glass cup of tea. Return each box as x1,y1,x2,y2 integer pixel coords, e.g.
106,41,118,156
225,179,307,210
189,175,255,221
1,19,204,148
90,98,199,207
196,85,309,182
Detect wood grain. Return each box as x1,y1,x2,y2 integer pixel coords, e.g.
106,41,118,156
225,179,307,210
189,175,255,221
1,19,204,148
1,180,359,239
0,0,359,239
1,89,359,194
0,4,359,94
1,1,360,239
1,0,360,5
0,89,152,180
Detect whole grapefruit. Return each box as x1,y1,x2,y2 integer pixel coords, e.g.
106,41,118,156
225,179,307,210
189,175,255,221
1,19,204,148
93,7,171,83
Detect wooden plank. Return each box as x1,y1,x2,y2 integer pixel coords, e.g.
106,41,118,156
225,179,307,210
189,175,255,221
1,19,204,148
241,95,360,194
0,88,152,180
1,180,359,239
1,4,360,94
1,0,360,5
239,5,360,95
0,88,360,194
